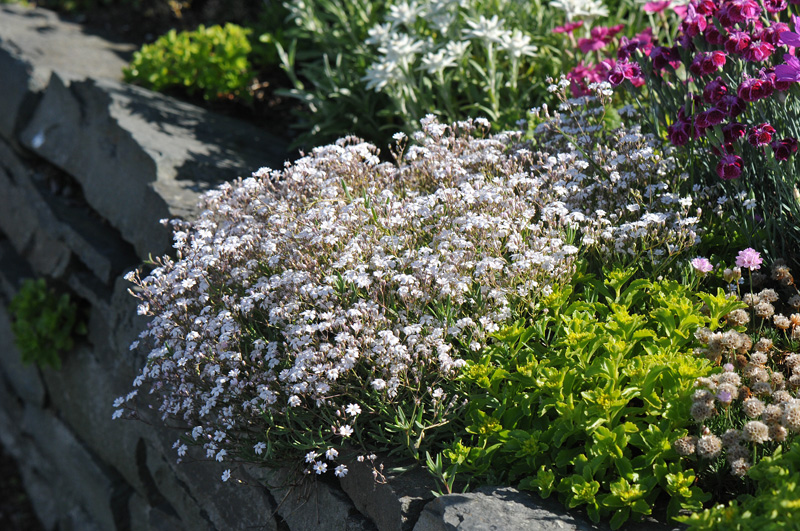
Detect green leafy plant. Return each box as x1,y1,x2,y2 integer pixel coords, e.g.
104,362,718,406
273,0,660,148
124,23,254,101
9,278,85,370
435,267,719,528
678,444,800,530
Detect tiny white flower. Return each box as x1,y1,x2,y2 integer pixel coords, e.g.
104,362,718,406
254,442,266,455
335,465,348,478
221,469,231,482
112,409,124,420
371,379,386,391
326,447,339,460
339,425,354,438
305,451,318,463
288,395,302,407
216,449,227,462
313,461,328,474
345,403,362,417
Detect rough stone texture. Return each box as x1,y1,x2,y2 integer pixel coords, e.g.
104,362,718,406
0,139,72,278
0,137,137,283
20,73,288,258
19,405,120,531
248,466,377,531
340,460,436,531
0,304,45,407
0,3,133,142
413,487,600,531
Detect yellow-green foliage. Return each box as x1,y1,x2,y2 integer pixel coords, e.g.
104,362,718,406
437,268,726,529
679,445,800,530
9,278,85,370
124,23,253,101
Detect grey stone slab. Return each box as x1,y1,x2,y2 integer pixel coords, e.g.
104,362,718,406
413,487,599,531
40,344,145,496
141,418,279,531
0,3,134,142
19,405,118,531
340,459,435,531
0,303,46,407
20,73,288,258
0,139,72,278
248,465,376,531
0,137,137,283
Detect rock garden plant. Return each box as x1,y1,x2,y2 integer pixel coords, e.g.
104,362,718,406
110,1,800,529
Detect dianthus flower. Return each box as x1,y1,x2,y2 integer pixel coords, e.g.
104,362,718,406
748,123,776,147
771,137,799,161
744,40,774,62
716,153,744,180
725,30,751,54
644,0,671,13
703,77,728,104
736,248,763,270
738,76,773,102
553,21,583,34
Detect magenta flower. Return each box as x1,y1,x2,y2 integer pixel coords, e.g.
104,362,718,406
703,77,728,103
775,54,800,82
695,108,725,129
577,25,624,54
718,94,746,117
758,22,789,45
644,0,671,13
735,248,763,270
668,107,693,146
738,76,773,102
764,0,788,12
748,123,776,147
650,45,680,70
771,137,799,160
726,0,762,23
725,31,751,55
607,58,642,86
553,21,584,34
722,122,746,142
716,153,744,179
704,25,725,46
692,257,714,274
690,51,727,75
779,15,800,47
744,40,774,62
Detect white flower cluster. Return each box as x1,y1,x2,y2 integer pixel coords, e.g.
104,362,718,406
117,107,701,474
364,0,537,97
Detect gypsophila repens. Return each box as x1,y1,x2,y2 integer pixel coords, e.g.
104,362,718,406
115,103,705,478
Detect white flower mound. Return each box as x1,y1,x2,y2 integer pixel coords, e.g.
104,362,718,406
120,111,699,462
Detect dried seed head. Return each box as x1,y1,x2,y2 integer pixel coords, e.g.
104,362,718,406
673,436,698,456
696,434,723,459
743,420,770,444
742,397,765,418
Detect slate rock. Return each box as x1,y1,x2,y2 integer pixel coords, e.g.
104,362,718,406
0,303,46,407
339,459,436,531
40,343,146,496
247,465,377,531
0,139,71,278
0,3,134,142
19,405,118,531
20,73,288,258
413,487,600,531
